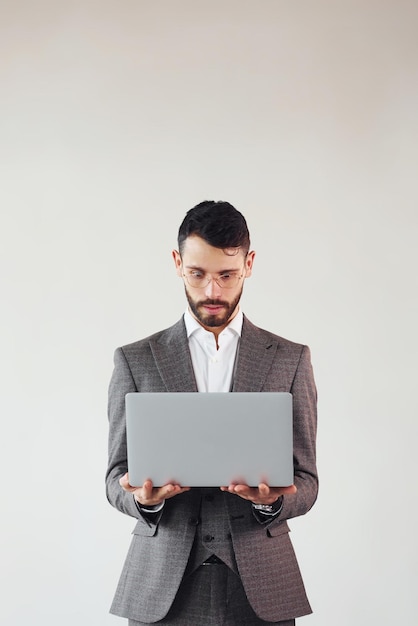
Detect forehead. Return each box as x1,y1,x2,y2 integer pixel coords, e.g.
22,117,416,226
181,235,245,270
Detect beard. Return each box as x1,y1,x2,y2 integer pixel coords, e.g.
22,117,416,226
184,285,243,329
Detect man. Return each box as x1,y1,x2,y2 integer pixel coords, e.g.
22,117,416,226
106,201,318,625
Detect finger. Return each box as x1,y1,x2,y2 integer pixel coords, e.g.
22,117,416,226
119,473,134,491
156,484,191,501
259,483,297,496
141,479,154,499
258,483,270,496
160,484,176,498
231,484,253,498
282,484,297,495
224,483,240,493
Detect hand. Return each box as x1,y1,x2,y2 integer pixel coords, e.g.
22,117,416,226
119,473,191,507
220,481,297,505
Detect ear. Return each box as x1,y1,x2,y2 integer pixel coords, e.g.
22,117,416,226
244,250,255,278
172,250,183,277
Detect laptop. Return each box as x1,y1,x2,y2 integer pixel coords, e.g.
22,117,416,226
125,392,293,487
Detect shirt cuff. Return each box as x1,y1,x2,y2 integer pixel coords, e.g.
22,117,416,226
134,496,165,514
252,496,283,523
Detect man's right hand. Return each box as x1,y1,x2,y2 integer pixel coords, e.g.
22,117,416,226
119,473,190,507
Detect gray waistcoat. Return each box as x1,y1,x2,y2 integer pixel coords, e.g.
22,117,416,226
185,488,238,574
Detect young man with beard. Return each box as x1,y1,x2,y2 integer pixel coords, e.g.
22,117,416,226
106,201,318,625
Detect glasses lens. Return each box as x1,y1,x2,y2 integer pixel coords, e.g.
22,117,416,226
184,273,241,289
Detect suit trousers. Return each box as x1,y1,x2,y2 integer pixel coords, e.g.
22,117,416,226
127,562,296,626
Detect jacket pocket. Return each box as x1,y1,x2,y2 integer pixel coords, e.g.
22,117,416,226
266,520,290,538
132,517,158,537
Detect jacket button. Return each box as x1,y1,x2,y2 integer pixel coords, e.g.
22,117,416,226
204,534,214,542
188,517,200,526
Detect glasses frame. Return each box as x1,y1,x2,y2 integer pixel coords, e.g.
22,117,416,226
182,269,245,290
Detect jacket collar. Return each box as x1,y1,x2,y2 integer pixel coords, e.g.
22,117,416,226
148,315,278,393
149,318,198,392
232,317,278,392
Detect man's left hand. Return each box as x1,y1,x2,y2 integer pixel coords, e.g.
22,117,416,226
220,482,297,504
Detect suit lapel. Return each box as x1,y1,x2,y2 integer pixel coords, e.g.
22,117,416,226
232,316,278,392
149,315,278,393
149,318,198,392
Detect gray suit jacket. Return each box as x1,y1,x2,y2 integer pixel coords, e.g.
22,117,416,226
106,316,318,623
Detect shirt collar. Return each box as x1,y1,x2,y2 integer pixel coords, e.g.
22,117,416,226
184,308,243,339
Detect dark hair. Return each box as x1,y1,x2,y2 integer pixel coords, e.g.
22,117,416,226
178,200,250,256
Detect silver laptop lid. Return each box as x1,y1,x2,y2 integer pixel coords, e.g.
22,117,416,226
126,391,293,487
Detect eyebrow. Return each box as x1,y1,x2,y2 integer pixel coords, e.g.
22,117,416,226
184,265,241,273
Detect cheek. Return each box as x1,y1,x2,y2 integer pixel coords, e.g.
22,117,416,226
228,290,242,307
184,286,200,304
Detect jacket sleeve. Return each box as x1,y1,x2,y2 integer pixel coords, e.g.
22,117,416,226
273,344,318,525
105,347,143,519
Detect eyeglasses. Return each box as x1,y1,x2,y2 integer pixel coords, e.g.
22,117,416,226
183,269,244,289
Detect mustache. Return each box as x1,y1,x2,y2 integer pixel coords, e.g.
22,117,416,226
197,299,228,307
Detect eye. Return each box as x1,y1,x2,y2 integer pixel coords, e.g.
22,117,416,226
218,272,234,283
189,270,205,280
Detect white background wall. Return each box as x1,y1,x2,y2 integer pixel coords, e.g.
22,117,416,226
1,1,417,624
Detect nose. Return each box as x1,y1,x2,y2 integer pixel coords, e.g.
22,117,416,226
204,277,222,299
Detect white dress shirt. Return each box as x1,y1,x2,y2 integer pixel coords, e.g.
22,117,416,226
184,308,243,392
